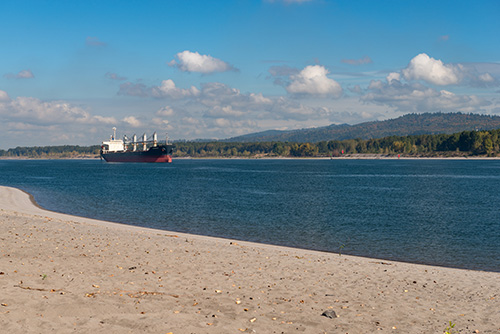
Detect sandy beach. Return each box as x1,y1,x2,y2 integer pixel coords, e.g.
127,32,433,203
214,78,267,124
0,186,498,333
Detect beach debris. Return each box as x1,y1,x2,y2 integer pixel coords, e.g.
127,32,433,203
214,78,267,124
369,261,392,265
14,284,62,293
249,317,257,323
128,266,137,270
321,310,337,319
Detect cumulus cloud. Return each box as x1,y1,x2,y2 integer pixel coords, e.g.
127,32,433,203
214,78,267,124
4,69,35,79
169,50,236,74
479,73,495,83
156,106,175,116
269,97,332,120
459,63,500,88
386,72,401,83
349,85,363,94
122,116,142,127
361,77,489,113
286,65,342,97
197,82,273,111
341,56,373,65
0,95,117,126
396,54,499,88
0,90,10,101
152,79,200,99
402,53,461,85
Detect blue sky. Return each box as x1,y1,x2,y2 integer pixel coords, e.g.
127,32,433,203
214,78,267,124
1,0,499,148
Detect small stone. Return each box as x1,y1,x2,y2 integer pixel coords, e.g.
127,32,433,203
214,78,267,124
321,310,337,319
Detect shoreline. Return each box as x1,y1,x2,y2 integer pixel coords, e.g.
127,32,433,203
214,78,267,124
1,185,499,333
2,154,500,161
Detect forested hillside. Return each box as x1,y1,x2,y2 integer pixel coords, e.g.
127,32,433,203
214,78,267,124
227,113,500,143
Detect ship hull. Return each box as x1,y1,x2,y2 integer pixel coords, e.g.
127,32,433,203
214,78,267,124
101,145,173,163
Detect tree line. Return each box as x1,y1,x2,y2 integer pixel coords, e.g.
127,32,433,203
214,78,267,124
1,129,500,158
0,145,100,158
174,129,500,157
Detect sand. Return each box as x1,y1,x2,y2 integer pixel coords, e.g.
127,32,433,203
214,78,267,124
0,186,498,333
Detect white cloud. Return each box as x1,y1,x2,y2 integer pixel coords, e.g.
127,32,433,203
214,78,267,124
122,116,142,127
386,72,401,84
156,106,175,116
0,90,10,101
361,78,489,113
17,69,34,79
4,69,34,79
152,79,200,99
181,117,201,125
197,82,273,111
286,65,342,97
479,73,495,83
0,93,118,127
169,50,236,74
402,53,461,85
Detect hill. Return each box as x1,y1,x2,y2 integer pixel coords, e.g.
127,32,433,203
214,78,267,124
226,113,500,143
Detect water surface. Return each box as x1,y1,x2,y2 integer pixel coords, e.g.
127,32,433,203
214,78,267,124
1,158,499,272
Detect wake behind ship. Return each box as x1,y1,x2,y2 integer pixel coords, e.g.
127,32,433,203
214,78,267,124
100,128,174,163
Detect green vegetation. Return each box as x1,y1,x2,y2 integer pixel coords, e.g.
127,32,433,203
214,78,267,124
444,321,456,334
172,129,500,158
2,129,500,159
338,243,345,256
0,145,100,158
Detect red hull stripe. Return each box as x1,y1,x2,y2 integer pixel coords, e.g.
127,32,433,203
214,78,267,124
102,154,172,163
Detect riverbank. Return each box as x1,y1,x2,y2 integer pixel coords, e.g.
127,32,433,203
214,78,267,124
2,154,500,160
0,185,499,333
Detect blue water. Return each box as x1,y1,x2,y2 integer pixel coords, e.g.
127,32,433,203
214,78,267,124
0,159,499,272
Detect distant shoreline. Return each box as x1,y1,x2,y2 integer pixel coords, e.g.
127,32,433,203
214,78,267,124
1,154,500,160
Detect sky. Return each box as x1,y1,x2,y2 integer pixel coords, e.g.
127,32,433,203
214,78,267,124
1,0,499,149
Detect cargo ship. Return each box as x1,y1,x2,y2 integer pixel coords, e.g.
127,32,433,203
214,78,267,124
100,128,174,163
